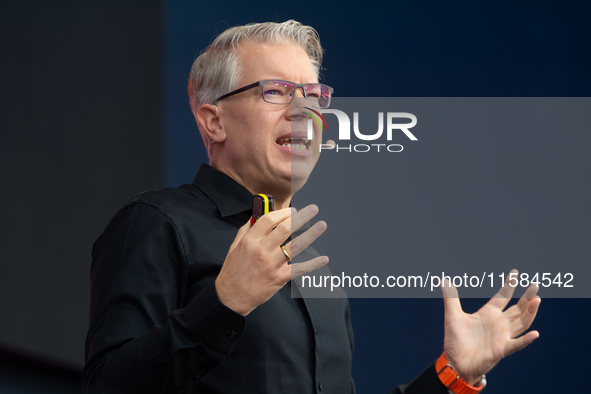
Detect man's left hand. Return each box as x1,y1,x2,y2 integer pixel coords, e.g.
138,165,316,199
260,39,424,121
441,269,541,385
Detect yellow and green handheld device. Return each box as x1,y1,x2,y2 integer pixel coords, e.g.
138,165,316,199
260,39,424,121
251,194,274,225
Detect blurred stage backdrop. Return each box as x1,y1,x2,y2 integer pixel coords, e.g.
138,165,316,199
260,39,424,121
1,1,589,393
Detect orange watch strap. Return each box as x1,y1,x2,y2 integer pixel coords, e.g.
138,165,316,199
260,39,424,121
436,353,485,394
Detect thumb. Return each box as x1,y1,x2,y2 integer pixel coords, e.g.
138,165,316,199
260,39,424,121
441,278,463,316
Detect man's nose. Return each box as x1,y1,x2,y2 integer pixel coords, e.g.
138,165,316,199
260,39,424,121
288,96,309,120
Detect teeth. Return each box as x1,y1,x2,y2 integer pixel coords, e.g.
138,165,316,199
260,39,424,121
277,138,309,143
277,138,308,150
277,138,308,152
279,143,307,150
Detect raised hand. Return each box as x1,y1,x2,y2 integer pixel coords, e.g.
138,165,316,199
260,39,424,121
215,205,328,316
441,270,541,385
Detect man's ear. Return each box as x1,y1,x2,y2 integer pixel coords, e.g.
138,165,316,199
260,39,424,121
196,104,226,145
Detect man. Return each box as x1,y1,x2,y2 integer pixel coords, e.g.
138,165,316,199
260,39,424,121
83,20,540,393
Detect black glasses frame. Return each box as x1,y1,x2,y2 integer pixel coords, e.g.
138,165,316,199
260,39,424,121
215,79,333,108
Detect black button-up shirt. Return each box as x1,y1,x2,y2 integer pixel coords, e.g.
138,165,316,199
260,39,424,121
83,164,447,394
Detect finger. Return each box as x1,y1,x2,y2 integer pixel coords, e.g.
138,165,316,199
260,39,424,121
249,207,295,239
289,256,329,279
516,283,540,310
506,284,540,319
488,269,518,310
441,278,463,316
510,297,541,337
277,244,293,266
504,330,540,357
264,204,319,247
287,220,327,258
229,217,254,251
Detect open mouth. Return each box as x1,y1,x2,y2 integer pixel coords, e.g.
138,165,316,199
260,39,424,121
276,137,310,151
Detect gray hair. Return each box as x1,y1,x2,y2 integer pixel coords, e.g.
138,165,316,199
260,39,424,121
187,20,324,150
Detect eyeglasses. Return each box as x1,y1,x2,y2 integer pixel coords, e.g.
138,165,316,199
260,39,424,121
216,79,333,108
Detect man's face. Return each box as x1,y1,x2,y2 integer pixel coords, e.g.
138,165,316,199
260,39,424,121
215,41,322,199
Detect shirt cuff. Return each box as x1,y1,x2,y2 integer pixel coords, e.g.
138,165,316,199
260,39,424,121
183,281,247,355
403,362,450,394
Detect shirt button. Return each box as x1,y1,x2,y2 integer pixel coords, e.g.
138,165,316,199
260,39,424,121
314,328,318,335
318,383,323,391
227,330,237,339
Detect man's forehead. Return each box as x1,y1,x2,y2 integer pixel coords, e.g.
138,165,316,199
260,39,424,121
236,41,318,83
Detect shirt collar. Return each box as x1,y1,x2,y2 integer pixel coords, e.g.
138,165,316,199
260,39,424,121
192,164,253,218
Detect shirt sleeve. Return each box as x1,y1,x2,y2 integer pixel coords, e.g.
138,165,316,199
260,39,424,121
388,362,450,394
82,203,246,394
345,299,356,394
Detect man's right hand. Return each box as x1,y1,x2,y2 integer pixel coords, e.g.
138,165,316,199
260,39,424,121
214,205,328,316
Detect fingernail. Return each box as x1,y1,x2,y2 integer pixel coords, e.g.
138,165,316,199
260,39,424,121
291,207,297,214
320,256,329,265
308,205,318,214
315,221,327,231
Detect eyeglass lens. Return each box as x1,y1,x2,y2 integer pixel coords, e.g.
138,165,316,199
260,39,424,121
262,80,331,108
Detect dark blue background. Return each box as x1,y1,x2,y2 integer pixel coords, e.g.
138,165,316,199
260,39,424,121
164,1,591,393
3,1,586,393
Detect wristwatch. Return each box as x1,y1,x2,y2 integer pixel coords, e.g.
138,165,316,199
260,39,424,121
436,353,486,394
